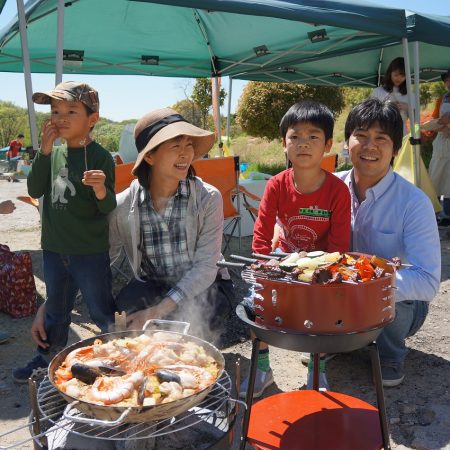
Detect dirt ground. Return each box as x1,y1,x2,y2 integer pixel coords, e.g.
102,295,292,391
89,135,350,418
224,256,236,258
0,177,449,450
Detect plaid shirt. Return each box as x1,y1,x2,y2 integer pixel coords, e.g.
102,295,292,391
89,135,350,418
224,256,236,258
139,181,192,303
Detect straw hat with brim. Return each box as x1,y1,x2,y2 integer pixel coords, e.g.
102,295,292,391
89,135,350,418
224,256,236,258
132,108,215,175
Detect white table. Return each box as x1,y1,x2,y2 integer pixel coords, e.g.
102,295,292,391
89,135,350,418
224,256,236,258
224,178,268,237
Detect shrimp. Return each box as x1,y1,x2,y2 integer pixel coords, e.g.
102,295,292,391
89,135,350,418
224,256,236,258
159,381,183,403
64,346,95,367
163,364,217,390
89,371,144,405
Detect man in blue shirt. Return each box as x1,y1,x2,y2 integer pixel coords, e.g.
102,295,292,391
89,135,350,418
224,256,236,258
337,98,441,387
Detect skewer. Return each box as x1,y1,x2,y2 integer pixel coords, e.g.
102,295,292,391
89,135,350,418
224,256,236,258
387,262,412,268
251,252,281,260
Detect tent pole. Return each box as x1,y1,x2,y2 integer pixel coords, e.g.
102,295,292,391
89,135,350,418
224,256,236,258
226,77,232,144
413,41,421,132
377,48,384,86
402,37,420,185
55,0,64,86
213,77,222,154
16,0,38,151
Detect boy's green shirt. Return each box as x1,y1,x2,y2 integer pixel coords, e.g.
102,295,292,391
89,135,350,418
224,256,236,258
27,141,116,255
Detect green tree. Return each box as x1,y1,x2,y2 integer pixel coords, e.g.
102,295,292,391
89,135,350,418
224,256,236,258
341,87,373,108
172,99,202,127
92,118,123,152
191,78,226,129
0,101,28,147
236,82,345,140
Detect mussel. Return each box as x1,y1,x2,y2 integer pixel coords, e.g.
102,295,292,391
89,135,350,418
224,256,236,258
155,369,181,384
71,363,126,384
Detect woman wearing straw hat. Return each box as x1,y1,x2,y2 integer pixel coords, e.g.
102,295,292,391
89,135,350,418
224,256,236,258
109,108,234,336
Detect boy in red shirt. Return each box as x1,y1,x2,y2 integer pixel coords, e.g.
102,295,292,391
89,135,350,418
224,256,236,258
7,134,24,181
240,100,351,398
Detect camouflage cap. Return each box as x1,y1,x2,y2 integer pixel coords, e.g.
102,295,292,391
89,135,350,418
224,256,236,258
32,81,99,112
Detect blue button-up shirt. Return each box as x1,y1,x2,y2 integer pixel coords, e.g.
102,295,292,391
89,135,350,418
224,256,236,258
336,168,440,302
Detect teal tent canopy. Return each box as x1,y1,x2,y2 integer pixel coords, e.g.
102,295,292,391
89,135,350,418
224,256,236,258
0,0,408,84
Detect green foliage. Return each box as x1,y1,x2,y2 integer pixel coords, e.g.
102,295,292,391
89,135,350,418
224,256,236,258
336,162,353,172
0,100,50,147
191,78,226,129
236,82,345,140
256,162,286,176
92,118,124,152
172,99,202,127
340,87,372,108
419,81,447,107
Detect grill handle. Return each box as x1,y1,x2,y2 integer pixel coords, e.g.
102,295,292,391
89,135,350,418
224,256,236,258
269,251,290,258
63,401,132,426
230,254,257,264
143,319,190,334
252,252,281,260
217,261,246,269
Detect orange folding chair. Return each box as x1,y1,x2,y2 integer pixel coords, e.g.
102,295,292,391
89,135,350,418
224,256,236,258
114,162,135,194
192,156,242,254
111,162,136,280
320,153,338,173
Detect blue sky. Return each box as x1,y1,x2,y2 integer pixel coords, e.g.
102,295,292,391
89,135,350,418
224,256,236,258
1,0,449,122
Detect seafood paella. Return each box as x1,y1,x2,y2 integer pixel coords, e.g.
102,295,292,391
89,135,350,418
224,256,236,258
53,331,220,408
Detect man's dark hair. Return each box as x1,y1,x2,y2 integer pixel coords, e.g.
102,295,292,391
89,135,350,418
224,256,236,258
279,100,334,141
344,98,404,152
17,134,24,138
382,57,406,95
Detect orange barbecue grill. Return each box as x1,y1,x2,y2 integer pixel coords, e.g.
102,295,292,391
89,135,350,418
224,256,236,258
226,251,397,450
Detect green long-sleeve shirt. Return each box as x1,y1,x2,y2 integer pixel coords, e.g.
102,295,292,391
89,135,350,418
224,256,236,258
28,141,116,255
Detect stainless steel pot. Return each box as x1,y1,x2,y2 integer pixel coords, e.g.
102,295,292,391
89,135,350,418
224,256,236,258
48,320,225,425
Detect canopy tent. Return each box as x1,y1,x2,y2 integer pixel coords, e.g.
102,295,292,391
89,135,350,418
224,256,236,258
0,0,408,80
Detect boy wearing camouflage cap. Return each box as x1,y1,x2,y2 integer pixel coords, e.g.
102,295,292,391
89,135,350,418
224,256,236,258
13,81,117,382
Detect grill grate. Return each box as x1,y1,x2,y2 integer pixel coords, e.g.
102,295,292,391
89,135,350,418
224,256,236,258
35,371,234,441
241,268,360,286
241,268,308,285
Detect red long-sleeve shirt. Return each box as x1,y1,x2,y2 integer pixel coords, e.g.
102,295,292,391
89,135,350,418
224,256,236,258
253,169,351,255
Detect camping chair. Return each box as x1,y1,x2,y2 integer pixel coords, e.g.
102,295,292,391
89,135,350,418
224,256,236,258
114,162,135,194
112,162,136,280
192,156,242,254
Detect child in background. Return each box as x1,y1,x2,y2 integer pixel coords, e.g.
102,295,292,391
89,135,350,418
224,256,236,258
240,101,351,398
371,57,409,135
13,81,117,383
428,68,450,223
7,133,24,182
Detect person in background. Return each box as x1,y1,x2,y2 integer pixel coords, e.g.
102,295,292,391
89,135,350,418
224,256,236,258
371,57,409,135
12,81,117,383
109,108,234,337
0,200,16,344
7,133,24,182
337,97,440,387
240,100,351,398
428,68,450,225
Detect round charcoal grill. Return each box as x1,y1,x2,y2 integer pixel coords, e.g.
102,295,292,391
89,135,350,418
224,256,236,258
227,252,397,340
7,370,241,450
